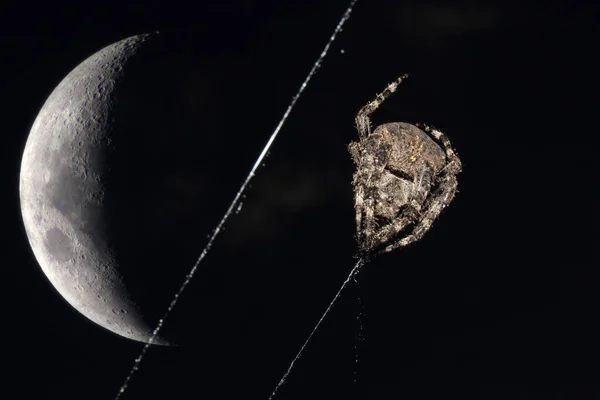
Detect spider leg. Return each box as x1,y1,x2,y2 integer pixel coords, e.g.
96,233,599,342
354,169,377,254
377,171,459,255
420,124,462,175
371,201,421,250
362,196,377,253
355,74,409,140
354,179,365,238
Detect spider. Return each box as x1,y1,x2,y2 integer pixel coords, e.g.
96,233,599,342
348,74,462,257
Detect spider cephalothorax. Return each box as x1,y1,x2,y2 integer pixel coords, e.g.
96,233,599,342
349,75,462,256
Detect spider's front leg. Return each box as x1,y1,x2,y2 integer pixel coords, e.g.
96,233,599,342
378,171,459,255
371,200,422,252
352,167,378,255
353,179,365,243
355,74,409,140
420,124,462,175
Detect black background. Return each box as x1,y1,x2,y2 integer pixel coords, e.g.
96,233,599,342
3,0,600,399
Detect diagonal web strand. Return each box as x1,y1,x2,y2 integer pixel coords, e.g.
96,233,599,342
114,0,360,398
267,257,366,400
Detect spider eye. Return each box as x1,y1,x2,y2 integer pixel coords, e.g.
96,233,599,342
384,165,414,182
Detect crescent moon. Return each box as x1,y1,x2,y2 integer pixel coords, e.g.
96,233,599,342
20,34,170,345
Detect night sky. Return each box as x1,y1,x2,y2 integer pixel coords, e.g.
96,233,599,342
3,1,600,399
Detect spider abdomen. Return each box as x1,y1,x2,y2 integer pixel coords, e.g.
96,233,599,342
373,122,446,177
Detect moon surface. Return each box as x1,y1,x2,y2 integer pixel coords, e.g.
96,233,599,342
20,34,172,344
